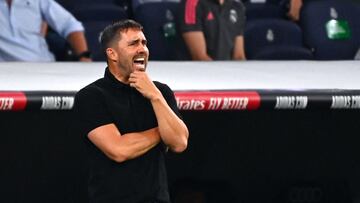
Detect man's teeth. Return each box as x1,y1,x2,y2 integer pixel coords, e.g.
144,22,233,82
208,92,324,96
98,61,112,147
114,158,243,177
134,57,145,64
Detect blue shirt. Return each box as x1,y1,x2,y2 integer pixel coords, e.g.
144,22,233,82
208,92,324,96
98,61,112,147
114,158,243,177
0,0,84,61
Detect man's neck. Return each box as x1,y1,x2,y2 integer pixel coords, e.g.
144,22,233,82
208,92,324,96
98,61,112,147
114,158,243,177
218,0,225,5
108,65,129,84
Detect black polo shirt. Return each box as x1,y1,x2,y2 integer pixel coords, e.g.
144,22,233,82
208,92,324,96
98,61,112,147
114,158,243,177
179,0,246,60
74,68,181,203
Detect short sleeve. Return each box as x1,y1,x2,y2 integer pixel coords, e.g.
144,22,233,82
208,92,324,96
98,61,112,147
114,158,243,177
179,0,203,33
235,2,246,36
40,0,84,38
155,82,183,120
73,86,113,137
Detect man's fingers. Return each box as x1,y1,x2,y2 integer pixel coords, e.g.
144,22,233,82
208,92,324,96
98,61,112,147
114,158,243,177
136,67,145,72
128,76,135,83
129,72,142,80
129,82,136,88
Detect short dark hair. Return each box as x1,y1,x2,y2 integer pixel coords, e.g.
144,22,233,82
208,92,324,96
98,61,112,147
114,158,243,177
100,19,143,56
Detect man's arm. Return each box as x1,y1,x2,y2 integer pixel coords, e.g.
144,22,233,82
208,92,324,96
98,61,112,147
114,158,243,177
87,124,161,162
233,36,246,60
66,31,92,62
129,72,189,153
288,0,302,21
40,22,48,36
40,0,91,61
180,0,209,60
149,93,189,153
182,31,213,61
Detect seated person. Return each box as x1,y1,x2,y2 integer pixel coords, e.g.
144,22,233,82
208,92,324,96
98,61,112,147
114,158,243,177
179,0,246,60
0,0,91,62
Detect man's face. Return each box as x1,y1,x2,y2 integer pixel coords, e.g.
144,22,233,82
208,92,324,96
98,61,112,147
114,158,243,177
112,28,149,79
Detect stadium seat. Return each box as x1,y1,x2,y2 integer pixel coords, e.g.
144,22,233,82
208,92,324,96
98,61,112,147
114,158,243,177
132,1,182,60
244,19,313,60
72,5,128,22
55,0,76,11
243,0,289,20
71,6,128,61
244,2,286,20
46,29,72,61
56,0,131,17
132,0,180,12
300,0,360,60
82,22,109,61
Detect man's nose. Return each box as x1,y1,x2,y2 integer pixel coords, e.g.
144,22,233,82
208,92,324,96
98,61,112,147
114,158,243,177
137,44,147,53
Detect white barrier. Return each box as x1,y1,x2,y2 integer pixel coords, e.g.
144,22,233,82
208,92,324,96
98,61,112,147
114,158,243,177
0,61,359,91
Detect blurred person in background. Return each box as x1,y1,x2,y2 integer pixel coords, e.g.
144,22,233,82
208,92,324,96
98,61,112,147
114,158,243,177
179,0,246,60
0,0,92,61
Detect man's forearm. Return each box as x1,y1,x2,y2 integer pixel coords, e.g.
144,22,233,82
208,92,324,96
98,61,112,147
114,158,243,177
150,96,189,153
116,128,161,162
88,125,161,163
183,32,213,61
66,31,92,61
233,36,246,60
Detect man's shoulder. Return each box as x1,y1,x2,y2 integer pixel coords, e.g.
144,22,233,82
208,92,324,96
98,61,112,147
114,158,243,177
154,81,174,93
76,78,106,98
182,0,209,8
154,81,169,89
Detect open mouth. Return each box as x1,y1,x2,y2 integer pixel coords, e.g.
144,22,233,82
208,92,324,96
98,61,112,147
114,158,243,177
133,56,146,71
133,57,145,65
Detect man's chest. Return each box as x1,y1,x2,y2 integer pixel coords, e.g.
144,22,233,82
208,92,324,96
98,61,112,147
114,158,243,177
103,89,158,133
201,3,242,31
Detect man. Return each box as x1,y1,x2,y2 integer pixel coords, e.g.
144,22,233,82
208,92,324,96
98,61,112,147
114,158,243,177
179,0,246,60
74,19,189,202
0,0,91,61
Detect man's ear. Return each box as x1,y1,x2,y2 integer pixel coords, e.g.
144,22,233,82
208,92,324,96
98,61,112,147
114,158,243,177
106,48,117,61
